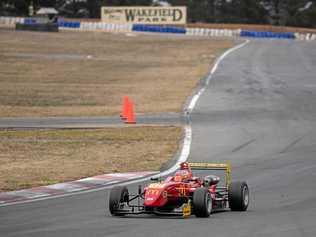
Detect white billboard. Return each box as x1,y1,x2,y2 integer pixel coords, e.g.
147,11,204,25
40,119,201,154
101,7,187,25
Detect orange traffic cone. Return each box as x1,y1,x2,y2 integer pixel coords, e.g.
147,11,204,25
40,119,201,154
125,100,136,124
120,96,129,120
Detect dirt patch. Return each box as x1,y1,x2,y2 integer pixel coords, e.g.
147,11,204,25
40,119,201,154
0,29,233,117
0,126,182,192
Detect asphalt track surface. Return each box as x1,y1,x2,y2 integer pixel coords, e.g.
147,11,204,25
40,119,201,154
0,113,184,128
1,39,316,237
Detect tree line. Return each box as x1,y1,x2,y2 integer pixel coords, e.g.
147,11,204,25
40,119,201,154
1,0,315,28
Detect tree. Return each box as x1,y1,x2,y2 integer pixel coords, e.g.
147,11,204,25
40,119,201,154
228,0,267,24
0,0,30,16
293,1,316,27
260,0,313,25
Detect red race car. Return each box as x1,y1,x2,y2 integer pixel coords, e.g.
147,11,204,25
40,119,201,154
109,162,249,217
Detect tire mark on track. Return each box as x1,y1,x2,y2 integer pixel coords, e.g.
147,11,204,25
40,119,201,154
280,136,304,154
232,138,256,153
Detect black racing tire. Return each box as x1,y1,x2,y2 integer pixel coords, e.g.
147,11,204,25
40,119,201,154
109,186,129,216
193,187,212,217
228,181,249,211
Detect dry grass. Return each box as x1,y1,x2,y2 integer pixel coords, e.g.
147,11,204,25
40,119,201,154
0,126,182,192
0,28,232,117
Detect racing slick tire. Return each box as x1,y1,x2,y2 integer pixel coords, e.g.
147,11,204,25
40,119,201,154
228,181,249,211
193,187,212,217
109,186,129,216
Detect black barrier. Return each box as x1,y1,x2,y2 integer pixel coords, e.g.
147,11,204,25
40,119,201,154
16,23,59,32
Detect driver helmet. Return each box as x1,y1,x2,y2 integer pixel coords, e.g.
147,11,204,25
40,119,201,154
174,163,192,182
180,162,190,170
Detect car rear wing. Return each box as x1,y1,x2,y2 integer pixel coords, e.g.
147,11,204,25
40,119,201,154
188,162,231,187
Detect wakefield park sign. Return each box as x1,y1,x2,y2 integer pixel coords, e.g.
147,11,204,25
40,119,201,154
101,6,187,25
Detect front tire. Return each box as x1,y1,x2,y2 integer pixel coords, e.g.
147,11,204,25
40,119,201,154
228,181,249,211
109,186,129,216
193,187,212,217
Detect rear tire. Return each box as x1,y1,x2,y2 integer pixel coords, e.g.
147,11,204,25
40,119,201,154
109,186,129,216
193,187,212,217
228,181,249,211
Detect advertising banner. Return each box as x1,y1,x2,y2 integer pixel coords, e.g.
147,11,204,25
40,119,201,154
101,7,186,25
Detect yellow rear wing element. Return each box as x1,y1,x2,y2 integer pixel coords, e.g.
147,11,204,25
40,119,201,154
188,161,232,187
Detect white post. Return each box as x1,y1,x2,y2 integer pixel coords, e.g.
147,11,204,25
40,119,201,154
306,33,311,41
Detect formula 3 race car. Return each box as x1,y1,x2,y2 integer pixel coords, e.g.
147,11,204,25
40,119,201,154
108,161,249,218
